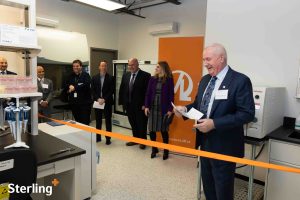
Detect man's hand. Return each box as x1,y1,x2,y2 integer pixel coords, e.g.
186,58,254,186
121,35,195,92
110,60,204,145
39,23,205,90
97,98,105,105
68,85,75,93
193,119,215,133
173,106,186,117
40,101,48,108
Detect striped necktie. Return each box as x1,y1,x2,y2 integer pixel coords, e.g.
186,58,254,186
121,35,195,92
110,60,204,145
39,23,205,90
199,76,217,117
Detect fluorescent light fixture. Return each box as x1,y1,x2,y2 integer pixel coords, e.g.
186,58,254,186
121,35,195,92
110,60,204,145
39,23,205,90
75,0,126,11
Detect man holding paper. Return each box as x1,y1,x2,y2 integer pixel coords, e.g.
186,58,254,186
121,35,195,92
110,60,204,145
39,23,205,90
174,43,255,200
91,60,115,144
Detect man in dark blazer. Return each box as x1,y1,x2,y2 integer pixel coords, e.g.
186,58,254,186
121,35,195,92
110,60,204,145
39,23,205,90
119,58,151,149
0,56,17,75
91,60,115,145
174,44,255,200
37,66,53,122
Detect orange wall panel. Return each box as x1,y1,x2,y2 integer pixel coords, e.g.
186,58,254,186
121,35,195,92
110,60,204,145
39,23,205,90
158,37,204,149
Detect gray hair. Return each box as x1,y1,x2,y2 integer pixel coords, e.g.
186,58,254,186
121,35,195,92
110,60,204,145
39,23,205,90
205,43,227,63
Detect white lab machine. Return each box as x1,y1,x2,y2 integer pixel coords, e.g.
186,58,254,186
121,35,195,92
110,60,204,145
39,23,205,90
245,87,285,139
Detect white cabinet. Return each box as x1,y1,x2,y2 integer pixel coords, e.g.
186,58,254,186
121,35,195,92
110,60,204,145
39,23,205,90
265,139,300,200
38,122,97,199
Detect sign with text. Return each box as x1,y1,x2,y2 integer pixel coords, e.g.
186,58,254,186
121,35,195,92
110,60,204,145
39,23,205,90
159,37,204,149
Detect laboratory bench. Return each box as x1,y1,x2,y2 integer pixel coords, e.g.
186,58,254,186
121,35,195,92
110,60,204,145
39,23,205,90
0,131,85,200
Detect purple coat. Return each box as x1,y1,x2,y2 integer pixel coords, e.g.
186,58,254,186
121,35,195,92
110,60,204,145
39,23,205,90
145,76,174,116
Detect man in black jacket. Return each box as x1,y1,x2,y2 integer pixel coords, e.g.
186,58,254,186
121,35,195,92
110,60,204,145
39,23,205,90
91,60,115,145
119,58,151,149
64,59,92,125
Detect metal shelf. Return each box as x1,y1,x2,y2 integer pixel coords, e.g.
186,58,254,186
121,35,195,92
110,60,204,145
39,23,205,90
0,0,40,135
0,92,42,98
0,43,41,57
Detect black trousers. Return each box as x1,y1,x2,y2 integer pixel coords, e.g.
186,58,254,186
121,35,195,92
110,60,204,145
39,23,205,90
70,103,91,125
126,104,147,139
149,131,169,151
95,104,112,141
38,105,51,123
200,157,236,200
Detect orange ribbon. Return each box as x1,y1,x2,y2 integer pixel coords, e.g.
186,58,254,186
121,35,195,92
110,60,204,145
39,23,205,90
39,114,300,174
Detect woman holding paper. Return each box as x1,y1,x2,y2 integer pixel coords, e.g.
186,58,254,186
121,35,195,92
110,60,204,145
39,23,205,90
144,61,174,160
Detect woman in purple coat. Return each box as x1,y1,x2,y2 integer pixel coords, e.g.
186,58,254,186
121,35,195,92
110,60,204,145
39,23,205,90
144,61,174,160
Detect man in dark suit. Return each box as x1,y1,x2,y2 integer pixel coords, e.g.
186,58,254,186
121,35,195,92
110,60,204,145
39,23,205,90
119,58,151,149
91,60,115,145
37,66,53,122
0,56,17,75
174,44,255,200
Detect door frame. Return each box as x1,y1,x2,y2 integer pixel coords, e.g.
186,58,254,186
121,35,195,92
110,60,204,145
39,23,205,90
90,47,118,73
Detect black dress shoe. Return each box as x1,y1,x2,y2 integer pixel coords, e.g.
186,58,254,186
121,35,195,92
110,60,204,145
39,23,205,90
96,135,102,143
139,144,146,149
163,150,169,160
106,140,111,145
126,142,137,146
151,152,157,158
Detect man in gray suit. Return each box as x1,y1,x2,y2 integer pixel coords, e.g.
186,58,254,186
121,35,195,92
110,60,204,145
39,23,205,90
37,66,53,122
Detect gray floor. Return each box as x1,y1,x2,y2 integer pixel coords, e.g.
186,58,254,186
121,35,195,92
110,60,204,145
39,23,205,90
91,125,199,200
91,123,264,200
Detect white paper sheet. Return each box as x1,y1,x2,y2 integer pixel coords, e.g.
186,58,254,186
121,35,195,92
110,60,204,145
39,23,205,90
186,108,204,120
171,102,203,120
93,101,105,109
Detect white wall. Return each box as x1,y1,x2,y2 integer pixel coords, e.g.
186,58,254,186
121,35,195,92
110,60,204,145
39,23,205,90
36,0,119,50
117,0,207,60
205,0,300,181
205,0,300,118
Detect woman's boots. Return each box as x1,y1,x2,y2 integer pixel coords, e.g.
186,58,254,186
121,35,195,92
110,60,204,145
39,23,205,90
162,131,169,160
149,131,169,160
151,147,159,158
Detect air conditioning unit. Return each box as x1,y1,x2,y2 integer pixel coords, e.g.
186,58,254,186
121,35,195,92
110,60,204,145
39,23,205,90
148,22,178,35
36,16,59,28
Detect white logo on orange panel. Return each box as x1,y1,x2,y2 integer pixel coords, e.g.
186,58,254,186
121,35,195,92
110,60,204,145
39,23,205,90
173,70,193,101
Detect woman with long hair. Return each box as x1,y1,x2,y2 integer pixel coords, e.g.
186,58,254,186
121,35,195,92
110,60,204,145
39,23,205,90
144,61,174,160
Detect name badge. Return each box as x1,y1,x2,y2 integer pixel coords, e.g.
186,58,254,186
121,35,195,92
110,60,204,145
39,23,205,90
78,83,83,86
215,90,228,100
74,92,77,98
42,83,48,89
